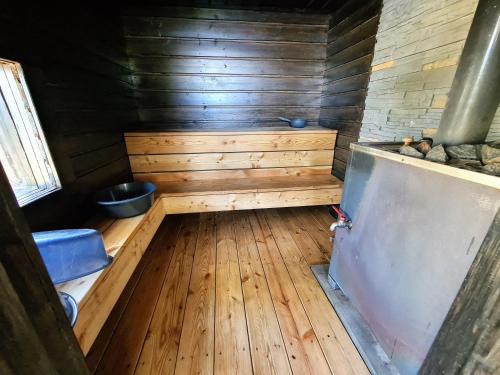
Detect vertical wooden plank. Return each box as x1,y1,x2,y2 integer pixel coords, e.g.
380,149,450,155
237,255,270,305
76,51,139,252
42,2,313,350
233,211,292,375
135,214,200,375
94,218,182,375
86,242,150,372
261,209,369,375
248,210,332,374
0,161,88,375
174,212,217,374
214,212,253,374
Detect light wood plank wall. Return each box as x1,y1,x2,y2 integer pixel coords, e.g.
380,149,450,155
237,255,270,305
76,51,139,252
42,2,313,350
319,0,382,179
121,6,329,130
125,129,336,182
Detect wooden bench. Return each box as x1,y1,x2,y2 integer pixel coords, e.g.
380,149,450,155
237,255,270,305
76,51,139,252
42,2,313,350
57,199,164,355
59,127,343,355
126,128,343,212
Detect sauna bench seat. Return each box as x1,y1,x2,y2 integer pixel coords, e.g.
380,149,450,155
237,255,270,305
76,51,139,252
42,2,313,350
158,174,343,213
56,198,164,355
126,128,343,212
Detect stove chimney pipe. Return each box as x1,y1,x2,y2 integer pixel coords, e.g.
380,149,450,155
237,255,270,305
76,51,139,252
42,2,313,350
435,0,500,146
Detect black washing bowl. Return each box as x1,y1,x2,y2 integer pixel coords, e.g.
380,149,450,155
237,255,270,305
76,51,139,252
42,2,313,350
95,182,156,218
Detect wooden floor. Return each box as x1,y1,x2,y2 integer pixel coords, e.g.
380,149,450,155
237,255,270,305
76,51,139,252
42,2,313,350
86,206,368,375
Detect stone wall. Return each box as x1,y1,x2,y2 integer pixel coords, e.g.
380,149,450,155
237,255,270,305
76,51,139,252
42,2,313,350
359,0,500,142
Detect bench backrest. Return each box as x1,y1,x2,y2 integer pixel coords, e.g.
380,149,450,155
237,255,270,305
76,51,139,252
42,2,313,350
125,128,337,182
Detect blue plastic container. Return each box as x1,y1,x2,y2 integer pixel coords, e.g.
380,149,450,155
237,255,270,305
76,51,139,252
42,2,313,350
32,229,112,284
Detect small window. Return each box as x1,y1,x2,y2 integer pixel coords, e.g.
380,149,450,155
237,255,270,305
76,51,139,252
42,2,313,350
0,59,60,206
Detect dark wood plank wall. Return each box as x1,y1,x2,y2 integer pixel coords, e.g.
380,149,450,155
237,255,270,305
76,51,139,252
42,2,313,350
121,6,329,129
0,3,138,230
319,0,382,179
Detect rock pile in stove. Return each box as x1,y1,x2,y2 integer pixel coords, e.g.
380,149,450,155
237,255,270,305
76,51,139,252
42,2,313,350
399,138,500,176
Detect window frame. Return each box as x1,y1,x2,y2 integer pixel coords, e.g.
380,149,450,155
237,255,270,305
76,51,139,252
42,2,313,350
0,59,61,206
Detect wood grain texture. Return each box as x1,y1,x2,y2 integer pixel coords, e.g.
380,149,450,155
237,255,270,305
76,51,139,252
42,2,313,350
91,208,366,375
122,6,327,131
276,208,330,265
162,188,342,214
125,132,336,154
124,16,327,43
135,215,199,375
130,150,334,173
262,209,369,375
57,199,165,355
133,166,332,182
214,212,252,374
94,218,181,375
174,213,217,374
248,210,332,374
233,211,292,375
155,175,343,196
319,0,382,180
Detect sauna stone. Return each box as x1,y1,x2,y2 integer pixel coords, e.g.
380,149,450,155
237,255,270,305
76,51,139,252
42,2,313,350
399,145,424,158
480,144,500,164
445,144,479,160
426,145,448,163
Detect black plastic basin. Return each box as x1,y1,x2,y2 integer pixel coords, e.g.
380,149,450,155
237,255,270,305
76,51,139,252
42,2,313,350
95,182,156,218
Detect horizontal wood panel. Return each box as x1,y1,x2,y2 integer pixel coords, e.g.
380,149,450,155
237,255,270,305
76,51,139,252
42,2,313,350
130,150,334,173
328,0,381,39
126,37,326,60
162,189,342,214
333,159,347,179
336,134,359,149
72,142,127,177
133,166,332,182
319,120,362,136
320,107,363,121
327,16,380,57
321,90,366,107
324,56,373,82
326,36,377,68
123,6,330,25
323,73,370,94
320,0,381,180
137,106,320,122
156,174,342,196
125,132,337,154
129,57,325,76
124,17,327,43
132,74,323,91
137,91,321,107
126,127,335,136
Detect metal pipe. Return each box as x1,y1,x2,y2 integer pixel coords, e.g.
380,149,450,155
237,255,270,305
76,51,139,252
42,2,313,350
435,0,500,145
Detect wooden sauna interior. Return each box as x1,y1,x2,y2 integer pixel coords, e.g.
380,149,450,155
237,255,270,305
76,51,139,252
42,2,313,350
5,0,496,375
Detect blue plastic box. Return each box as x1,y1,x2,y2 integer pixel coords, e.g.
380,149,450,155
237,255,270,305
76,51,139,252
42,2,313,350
33,229,112,284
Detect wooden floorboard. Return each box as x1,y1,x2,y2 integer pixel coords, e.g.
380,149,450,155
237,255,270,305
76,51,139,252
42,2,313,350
234,211,292,375
95,218,182,375
262,209,368,375
214,212,252,374
248,210,332,374
135,214,199,375
91,206,366,375
174,213,217,374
